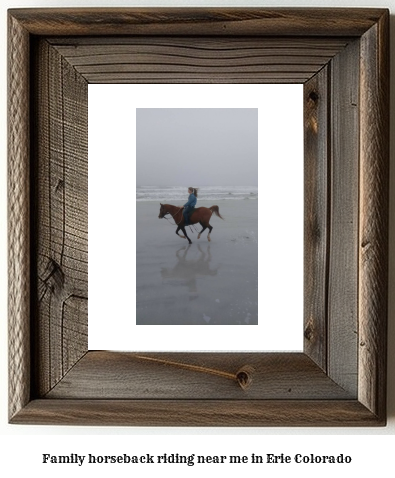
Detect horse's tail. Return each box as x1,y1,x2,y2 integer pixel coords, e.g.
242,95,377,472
209,205,224,220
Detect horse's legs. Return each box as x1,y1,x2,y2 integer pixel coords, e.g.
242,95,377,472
199,213,214,241
175,224,192,244
198,221,207,240
181,226,192,244
175,226,186,240
207,224,213,242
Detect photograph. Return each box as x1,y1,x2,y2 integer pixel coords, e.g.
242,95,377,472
136,108,258,325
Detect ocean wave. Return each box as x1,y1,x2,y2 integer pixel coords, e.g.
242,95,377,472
137,186,258,202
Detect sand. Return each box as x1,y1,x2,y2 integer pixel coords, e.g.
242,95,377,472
136,199,258,325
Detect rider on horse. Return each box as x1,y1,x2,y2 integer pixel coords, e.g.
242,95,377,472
183,187,198,225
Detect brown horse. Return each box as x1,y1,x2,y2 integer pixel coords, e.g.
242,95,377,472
158,203,224,244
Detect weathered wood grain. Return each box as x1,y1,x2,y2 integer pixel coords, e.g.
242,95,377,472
326,39,360,396
8,12,31,422
31,39,88,397
11,399,384,427
49,37,350,84
8,7,387,37
358,12,389,421
46,351,354,400
303,67,330,370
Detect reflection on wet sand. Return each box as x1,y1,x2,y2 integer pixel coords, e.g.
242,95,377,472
161,245,219,297
136,200,258,325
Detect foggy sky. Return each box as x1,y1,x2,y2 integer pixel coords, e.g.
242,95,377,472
136,108,257,187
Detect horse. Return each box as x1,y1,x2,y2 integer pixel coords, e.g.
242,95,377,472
158,203,224,244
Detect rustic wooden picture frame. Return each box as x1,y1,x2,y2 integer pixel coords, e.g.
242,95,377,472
8,8,389,426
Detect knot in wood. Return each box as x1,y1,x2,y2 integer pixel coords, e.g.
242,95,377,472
42,258,65,293
304,321,314,341
308,90,319,103
236,365,255,390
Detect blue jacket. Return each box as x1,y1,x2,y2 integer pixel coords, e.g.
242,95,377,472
184,193,197,209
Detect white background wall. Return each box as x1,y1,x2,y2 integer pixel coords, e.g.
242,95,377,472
1,0,394,476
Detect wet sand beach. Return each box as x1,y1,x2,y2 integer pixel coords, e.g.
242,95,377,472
136,199,258,325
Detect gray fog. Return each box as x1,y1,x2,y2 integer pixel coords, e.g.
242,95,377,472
136,108,257,187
